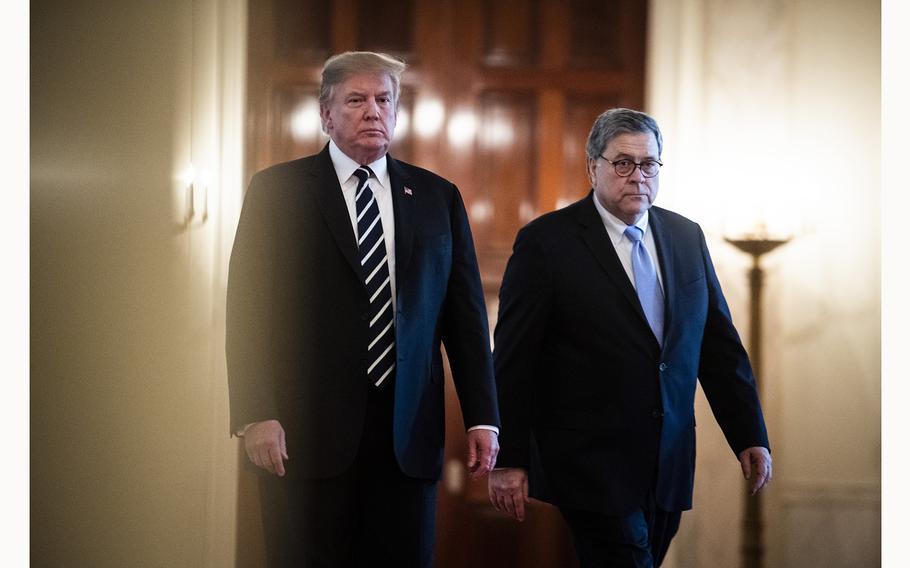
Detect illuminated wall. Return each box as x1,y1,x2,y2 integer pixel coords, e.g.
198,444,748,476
31,1,246,566
648,0,880,566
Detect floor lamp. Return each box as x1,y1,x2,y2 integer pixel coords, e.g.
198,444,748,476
724,235,791,568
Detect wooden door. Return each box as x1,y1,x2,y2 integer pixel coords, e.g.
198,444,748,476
243,1,646,565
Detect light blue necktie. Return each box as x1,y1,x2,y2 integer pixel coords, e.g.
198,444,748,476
624,225,664,346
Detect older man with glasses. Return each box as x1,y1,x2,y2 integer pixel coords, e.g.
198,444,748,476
489,108,772,567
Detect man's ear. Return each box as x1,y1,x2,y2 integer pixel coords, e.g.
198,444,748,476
320,105,332,133
585,158,597,186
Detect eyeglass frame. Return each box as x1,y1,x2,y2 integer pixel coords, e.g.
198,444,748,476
597,155,663,178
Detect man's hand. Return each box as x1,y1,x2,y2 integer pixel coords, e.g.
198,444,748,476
738,446,772,495
244,419,289,477
466,429,499,479
489,467,530,522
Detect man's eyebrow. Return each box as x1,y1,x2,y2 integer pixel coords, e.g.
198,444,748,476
611,152,658,160
343,89,393,99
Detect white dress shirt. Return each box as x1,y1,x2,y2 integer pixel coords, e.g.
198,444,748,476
329,140,397,310
591,193,664,293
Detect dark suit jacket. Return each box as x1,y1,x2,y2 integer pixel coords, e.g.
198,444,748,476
226,145,500,481
494,193,769,515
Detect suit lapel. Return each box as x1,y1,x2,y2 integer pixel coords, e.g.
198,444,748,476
388,155,414,291
575,195,652,331
310,144,362,279
648,207,674,346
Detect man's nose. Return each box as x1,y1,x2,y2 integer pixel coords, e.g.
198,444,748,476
363,98,380,119
628,164,646,182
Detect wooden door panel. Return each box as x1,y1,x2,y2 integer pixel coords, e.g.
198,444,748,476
271,85,326,163
356,0,415,55
272,0,332,63
482,0,539,67
568,0,647,71
475,91,537,252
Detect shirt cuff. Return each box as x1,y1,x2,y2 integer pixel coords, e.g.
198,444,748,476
234,422,255,437
467,424,499,435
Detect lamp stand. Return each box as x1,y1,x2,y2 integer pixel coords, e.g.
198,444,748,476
724,237,790,568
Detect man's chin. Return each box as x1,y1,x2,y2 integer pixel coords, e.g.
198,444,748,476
357,141,389,155
358,132,388,142
356,138,389,149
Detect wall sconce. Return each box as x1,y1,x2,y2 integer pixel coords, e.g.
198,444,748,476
179,163,209,228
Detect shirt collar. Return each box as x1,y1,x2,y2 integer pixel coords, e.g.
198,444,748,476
591,192,650,246
328,140,388,190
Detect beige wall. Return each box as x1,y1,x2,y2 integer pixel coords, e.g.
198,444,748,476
648,0,881,566
31,1,245,566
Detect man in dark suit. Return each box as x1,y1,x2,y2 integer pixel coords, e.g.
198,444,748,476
488,108,771,567
227,51,500,567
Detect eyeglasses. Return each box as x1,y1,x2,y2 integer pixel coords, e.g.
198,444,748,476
598,156,663,178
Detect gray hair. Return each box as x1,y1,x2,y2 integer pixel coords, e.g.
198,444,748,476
318,51,407,109
585,108,663,160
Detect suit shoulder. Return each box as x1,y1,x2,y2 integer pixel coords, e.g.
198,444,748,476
393,159,456,189
650,206,703,235
243,155,325,211
501,200,586,261
250,155,317,187
518,197,587,238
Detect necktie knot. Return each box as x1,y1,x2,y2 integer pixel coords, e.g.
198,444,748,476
353,166,374,187
624,225,644,243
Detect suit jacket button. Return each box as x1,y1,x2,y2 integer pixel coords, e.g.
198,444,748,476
651,409,664,419
659,362,668,372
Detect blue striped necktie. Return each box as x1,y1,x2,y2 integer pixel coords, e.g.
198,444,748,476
624,225,664,346
353,166,396,387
